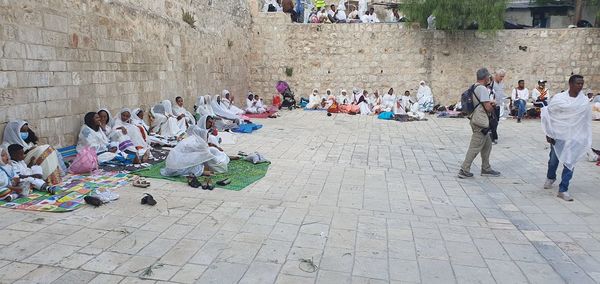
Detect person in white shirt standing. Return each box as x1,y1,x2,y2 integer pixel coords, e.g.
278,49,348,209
541,75,591,201
511,79,529,123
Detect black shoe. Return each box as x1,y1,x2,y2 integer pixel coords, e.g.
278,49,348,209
216,179,231,186
187,175,202,188
517,118,521,123
141,193,157,206
481,169,501,177
84,196,103,207
458,170,474,179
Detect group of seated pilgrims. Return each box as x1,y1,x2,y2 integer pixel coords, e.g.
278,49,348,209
0,90,274,200
303,81,435,120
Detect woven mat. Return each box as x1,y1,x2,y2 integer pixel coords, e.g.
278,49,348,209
132,159,269,191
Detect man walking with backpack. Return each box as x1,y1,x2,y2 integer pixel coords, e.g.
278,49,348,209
458,68,502,179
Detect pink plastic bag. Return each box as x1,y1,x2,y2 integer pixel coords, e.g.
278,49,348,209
68,147,98,174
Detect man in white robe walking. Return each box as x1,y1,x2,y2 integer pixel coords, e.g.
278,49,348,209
542,75,592,201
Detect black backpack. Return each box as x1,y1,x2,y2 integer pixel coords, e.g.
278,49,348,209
460,84,480,115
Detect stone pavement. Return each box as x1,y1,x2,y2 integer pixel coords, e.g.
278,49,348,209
0,111,599,284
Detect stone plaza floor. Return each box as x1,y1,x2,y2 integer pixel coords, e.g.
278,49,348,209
0,111,599,284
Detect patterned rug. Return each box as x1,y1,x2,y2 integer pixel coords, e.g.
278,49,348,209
132,159,269,191
99,148,169,172
0,171,131,212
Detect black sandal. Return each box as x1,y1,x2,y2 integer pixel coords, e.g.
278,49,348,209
204,178,214,191
141,193,157,206
216,179,231,186
187,174,202,188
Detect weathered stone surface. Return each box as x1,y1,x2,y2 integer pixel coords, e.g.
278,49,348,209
0,0,252,145
249,13,600,106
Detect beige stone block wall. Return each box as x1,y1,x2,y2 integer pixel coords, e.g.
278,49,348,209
250,13,600,106
1,0,252,146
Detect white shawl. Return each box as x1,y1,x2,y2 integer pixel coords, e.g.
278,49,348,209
211,95,240,121
164,126,214,170
77,125,109,153
1,120,35,151
541,90,592,170
113,108,148,150
417,81,433,104
172,100,195,124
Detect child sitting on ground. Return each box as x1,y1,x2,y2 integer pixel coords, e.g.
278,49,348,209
0,147,21,202
7,144,56,195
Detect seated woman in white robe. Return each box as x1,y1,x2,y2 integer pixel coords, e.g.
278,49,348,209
370,90,383,114
211,94,242,124
150,100,187,138
417,81,434,112
246,93,267,114
132,108,150,137
354,90,372,115
396,90,414,114
2,120,64,185
222,90,245,115
381,88,397,112
306,89,322,109
97,108,115,138
197,114,224,147
113,108,151,159
77,112,121,163
173,96,196,126
195,95,214,117
160,127,217,177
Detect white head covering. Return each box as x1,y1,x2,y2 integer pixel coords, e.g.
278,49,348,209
222,90,230,98
197,114,211,130
2,120,30,149
161,100,174,115
210,94,239,120
165,126,214,170
115,108,132,125
97,108,114,128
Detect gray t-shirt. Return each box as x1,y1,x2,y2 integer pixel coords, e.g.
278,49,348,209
474,84,490,102
492,81,505,104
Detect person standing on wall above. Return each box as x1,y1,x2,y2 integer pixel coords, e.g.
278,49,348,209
542,75,591,201
532,79,551,107
511,79,529,123
490,69,506,144
458,68,501,179
282,0,297,22
314,0,326,11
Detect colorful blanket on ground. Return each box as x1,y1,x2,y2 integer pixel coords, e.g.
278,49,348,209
233,123,263,134
99,148,169,172
244,111,277,119
132,159,269,191
303,108,327,111
0,171,130,212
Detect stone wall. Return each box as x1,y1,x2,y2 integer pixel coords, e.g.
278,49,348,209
0,0,252,146
249,13,600,105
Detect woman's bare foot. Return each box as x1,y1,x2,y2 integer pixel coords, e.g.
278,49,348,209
229,156,241,160
202,170,214,176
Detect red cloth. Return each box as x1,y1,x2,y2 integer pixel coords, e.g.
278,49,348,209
272,95,282,108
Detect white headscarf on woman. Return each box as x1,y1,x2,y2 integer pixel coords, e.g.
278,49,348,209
97,108,115,136
1,120,31,150
132,108,149,132
417,81,434,112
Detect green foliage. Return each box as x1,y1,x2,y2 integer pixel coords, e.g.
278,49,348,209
400,0,508,30
182,8,196,29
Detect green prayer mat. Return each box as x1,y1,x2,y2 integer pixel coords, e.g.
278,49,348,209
131,159,269,191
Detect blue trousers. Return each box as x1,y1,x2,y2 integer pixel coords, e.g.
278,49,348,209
514,99,526,119
547,146,573,192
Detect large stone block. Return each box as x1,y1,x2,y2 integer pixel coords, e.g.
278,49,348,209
17,72,51,88
26,44,56,60
43,13,69,33
3,41,26,58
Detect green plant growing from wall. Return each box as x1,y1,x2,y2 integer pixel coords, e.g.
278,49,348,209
182,8,196,29
400,0,508,30
285,67,293,77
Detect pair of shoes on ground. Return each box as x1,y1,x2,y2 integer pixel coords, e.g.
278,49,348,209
458,169,501,179
544,179,574,201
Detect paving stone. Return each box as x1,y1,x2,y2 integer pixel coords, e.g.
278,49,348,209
352,256,388,280
453,265,495,284
516,261,566,284
196,261,247,284
239,261,281,284
389,258,420,282
170,263,207,283
51,269,97,284
418,258,455,284
13,265,68,284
